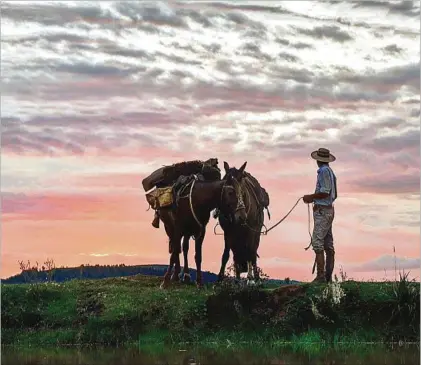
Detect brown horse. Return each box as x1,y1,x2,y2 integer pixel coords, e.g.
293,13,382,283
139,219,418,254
159,172,247,288
217,161,265,284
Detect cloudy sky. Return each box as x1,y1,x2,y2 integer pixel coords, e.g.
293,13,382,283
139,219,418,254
2,0,420,281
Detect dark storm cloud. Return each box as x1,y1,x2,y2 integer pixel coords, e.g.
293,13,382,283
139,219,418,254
1,110,189,155
2,33,87,46
2,125,85,155
348,170,420,194
201,2,284,14
278,52,300,63
98,43,154,61
8,71,401,114
344,62,420,90
295,25,353,42
113,2,187,27
410,108,420,117
366,128,420,153
1,2,110,26
383,44,403,54
355,0,420,17
53,62,138,77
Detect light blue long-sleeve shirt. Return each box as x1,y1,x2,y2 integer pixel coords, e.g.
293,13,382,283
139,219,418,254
313,164,337,206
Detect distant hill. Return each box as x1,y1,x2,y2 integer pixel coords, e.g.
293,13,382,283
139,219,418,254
1,264,300,285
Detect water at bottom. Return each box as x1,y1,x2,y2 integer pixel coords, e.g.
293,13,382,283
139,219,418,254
1,345,419,365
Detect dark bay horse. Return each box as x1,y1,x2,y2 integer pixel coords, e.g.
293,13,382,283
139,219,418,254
217,161,265,284
159,172,247,289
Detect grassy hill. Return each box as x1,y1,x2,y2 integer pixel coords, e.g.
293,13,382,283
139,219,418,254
1,273,419,347
1,264,300,285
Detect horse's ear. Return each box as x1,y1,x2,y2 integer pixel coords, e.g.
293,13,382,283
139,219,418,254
224,161,230,173
238,161,247,174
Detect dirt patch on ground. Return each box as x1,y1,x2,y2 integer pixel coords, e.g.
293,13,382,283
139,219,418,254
206,284,308,329
270,285,306,304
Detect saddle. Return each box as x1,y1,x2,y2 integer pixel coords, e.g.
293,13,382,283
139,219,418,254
146,173,205,211
173,173,205,205
144,158,220,229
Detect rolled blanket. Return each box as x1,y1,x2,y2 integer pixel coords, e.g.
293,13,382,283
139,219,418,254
142,158,221,192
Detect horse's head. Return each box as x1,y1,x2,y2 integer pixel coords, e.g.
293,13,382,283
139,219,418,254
223,161,247,182
220,161,248,225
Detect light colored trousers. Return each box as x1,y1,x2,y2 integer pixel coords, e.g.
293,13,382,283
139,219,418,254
312,206,335,253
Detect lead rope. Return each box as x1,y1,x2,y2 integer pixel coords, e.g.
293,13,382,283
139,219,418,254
304,203,313,250
189,176,203,241
213,195,313,241
263,196,303,234
304,203,317,274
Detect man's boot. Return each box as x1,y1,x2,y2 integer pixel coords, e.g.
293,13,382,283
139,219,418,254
151,211,160,229
325,250,335,283
312,251,326,283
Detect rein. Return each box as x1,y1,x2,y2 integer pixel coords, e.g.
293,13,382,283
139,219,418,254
214,195,314,250
188,177,202,229
189,177,245,238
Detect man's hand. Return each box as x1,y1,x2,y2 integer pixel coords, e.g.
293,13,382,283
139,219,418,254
303,194,314,204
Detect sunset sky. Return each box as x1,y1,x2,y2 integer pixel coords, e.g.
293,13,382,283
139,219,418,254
2,0,420,281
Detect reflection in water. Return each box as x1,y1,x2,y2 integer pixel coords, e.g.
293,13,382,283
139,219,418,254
1,345,419,365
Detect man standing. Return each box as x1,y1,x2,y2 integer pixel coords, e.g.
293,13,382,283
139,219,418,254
303,148,337,283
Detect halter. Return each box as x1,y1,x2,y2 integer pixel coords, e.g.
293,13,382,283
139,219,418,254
220,177,246,214
188,176,245,236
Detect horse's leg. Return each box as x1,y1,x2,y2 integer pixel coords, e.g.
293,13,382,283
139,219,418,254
170,234,182,282
182,235,191,283
194,230,206,289
234,263,241,281
247,261,255,286
171,253,181,282
217,234,231,282
252,233,261,283
160,221,175,289
245,233,256,286
161,250,175,289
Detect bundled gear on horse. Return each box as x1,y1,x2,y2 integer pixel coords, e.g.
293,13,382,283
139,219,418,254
242,171,271,220
142,158,221,228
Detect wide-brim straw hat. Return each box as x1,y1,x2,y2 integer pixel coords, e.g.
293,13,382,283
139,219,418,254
311,148,336,163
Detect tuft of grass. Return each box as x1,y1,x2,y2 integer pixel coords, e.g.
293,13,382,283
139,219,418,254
387,270,420,340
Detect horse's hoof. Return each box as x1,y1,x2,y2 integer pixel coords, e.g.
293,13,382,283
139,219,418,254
183,274,191,283
160,280,170,289
170,275,180,283
196,282,204,289
247,279,256,286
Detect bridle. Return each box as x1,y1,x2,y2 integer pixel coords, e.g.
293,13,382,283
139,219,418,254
220,176,247,220
188,176,246,238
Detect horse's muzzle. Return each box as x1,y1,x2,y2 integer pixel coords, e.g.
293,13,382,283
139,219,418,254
235,213,247,226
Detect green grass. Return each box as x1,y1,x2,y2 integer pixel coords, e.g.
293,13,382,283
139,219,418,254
1,274,419,347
